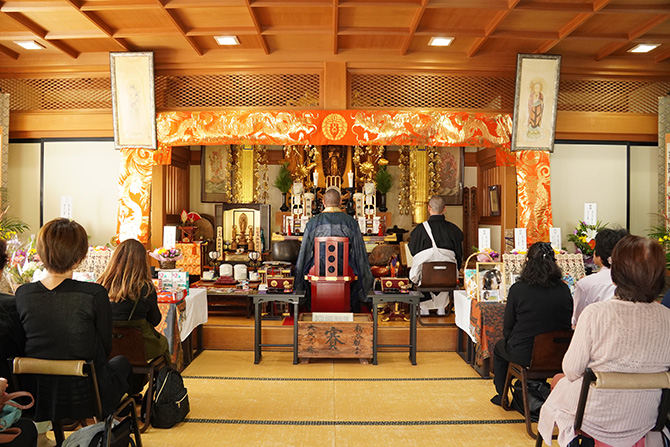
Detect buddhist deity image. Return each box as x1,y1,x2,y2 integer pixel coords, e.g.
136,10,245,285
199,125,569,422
526,77,545,139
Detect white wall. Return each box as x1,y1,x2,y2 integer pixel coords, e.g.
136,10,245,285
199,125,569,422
7,142,41,234
550,143,627,250
8,140,120,246
629,144,659,237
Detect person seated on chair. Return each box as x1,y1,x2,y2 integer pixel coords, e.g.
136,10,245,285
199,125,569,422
538,236,670,447
15,218,131,418
0,239,26,389
490,242,572,406
97,238,172,392
408,195,463,316
571,228,627,327
294,188,373,312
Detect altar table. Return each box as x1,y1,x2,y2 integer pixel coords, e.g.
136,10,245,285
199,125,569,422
453,290,505,378
156,288,208,370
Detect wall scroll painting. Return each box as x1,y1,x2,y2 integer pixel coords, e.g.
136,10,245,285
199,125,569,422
436,146,464,205
511,54,561,152
201,145,232,203
110,52,156,150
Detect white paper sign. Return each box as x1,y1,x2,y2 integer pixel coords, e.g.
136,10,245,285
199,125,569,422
163,226,177,248
550,227,562,251
514,228,527,252
478,228,491,250
584,203,597,225
60,196,73,218
312,312,354,322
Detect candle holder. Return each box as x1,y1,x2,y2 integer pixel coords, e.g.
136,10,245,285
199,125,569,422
345,186,356,216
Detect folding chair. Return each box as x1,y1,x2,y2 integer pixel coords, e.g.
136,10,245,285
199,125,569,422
536,368,670,446
501,329,573,439
110,325,168,432
10,357,142,447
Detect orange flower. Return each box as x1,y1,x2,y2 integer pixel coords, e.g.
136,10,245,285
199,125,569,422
588,239,596,249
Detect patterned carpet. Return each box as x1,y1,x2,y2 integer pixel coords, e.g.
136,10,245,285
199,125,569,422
133,350,538,447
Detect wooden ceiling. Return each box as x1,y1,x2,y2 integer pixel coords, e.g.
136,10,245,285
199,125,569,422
0,0,668,79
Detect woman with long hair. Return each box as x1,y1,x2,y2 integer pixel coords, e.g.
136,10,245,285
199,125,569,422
538,236,670,446
98,238,170,368
490,241,573,405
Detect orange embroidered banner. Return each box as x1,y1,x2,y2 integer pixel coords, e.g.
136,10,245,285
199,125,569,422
116,149,154,244
156,110,512,148
516,150,552,245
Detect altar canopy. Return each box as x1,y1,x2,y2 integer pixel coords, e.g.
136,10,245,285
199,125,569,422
115,109,553,247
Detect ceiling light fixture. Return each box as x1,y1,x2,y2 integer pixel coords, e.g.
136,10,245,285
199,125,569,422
214,36,240,46
14,41,45,50
628,43,660,53
429,37,454,47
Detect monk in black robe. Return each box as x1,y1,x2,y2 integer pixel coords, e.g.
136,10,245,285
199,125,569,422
294,188,373,312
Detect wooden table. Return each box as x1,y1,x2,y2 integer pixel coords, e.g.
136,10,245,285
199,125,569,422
252,291,303,365
191,280,258,318
369,290,421,366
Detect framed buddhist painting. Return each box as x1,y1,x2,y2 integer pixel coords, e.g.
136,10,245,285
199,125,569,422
511,53,561,152
489,185,501,216
110,52,156,150
436,146,464,205
201,145,232,203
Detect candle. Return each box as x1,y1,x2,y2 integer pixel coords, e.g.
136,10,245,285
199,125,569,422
313,172,318,186
348,172,354,187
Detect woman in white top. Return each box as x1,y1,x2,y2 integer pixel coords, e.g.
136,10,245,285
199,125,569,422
538,235,670,447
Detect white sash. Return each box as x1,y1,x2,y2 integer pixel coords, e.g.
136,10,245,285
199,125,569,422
409,221,457,285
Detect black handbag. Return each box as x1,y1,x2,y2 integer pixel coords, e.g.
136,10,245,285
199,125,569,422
151,368,189,429
510,379,551,423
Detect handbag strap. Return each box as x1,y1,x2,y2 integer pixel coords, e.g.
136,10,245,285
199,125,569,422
0,427,21,443
127,295,142,321
2,392,34,411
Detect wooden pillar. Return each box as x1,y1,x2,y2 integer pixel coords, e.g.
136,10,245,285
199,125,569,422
323,62,348,110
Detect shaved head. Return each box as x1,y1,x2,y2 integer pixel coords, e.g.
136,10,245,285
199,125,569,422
428,195,445,215
323,188,341,207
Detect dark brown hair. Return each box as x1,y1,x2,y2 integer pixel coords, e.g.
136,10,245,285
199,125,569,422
36,218,88,274
611,235,666,303
518,242,562,287
98,238,153,303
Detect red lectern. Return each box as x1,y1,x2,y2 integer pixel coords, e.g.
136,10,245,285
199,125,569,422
306,237,355,312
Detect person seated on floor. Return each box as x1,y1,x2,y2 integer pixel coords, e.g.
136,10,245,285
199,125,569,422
538,235,670,447
97,238,172,393
408,195,463,316
0,239,25,388
490,242,573,406
294,188,373,312
571,228,628,327
14,218,131,418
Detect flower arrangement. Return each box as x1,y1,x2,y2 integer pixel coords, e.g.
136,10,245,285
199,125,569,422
648,214,670,268
0,204,29,241
149,247,183,263
4,234,44,293
472,247,499,262
567,221,608,257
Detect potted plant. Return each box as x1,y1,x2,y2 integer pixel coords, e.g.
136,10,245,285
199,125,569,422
374,165,393,212
274,163,293,212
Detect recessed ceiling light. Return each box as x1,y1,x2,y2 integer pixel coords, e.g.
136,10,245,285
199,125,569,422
429,37,454,47
628,44,660,53
214,36,240,46
14,41,45,50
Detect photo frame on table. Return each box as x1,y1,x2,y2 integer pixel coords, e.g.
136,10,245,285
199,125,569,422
511,53,561,152
476,261,505,302
201,145,232,202
436,146,465,205
488,185,501,216
109,52,156,150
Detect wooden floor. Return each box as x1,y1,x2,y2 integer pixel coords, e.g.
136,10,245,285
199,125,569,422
201,305,459,352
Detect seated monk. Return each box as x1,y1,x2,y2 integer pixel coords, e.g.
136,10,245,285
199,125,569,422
294,188,373,312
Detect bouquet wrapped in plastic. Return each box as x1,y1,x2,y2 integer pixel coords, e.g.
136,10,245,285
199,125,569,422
149,247,183,270
4,234,45,293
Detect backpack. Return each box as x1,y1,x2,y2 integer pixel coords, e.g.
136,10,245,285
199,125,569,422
151,367,189,428
61,417,134,447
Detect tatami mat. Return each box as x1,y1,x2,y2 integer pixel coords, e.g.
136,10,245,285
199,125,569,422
133,351,535,446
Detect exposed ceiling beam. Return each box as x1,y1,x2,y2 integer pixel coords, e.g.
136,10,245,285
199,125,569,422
339,27,408,36
400,0,427,56
655,48,670,63
187,27,258,37
63,0,129,51
596,14,669,61
1,11,78,58
262,26,330,35
467,0,520,58
0,43,19,59
79,0,158,11
243,0,269,55
155,0,203,56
